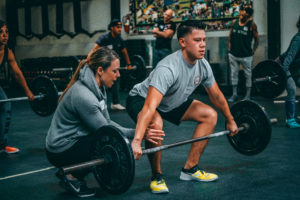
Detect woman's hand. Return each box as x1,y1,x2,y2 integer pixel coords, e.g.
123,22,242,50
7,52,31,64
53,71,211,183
144,128,165,144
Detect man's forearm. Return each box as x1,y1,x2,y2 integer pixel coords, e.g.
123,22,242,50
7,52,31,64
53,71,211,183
211,93,234,121
133,107,155,143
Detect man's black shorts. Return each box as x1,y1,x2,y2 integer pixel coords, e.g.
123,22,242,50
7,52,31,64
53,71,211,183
126,95,194,125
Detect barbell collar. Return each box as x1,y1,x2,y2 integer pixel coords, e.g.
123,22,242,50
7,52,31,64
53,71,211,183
62,158,106,174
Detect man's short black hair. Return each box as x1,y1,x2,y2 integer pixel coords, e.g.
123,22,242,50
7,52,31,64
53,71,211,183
245,7,253,17
177,20,206,40
108,19,122,30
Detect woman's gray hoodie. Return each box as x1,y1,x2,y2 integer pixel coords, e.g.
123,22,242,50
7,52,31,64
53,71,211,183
46,65,134,153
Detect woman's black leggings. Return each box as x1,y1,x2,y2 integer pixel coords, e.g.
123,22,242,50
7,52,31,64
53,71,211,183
46,133,100,179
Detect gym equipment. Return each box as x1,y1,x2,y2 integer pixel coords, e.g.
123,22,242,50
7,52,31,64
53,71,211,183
0,76,62,116
253,60,286,99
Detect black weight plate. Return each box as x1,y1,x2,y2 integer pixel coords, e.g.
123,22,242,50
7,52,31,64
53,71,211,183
227,100,272,155
130,55,146,83
30,76,58,116
253,60,286,99
93,126,135,194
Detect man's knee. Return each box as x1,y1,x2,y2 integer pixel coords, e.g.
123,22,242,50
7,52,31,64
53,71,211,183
149,116,163,130
205,108,218,127
192,104,218,126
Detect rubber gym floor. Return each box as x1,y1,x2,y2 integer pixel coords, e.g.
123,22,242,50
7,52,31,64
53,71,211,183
0,90,300,200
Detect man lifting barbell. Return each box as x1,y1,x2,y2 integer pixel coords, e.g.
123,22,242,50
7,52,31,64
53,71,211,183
0,20,35,154
45,47,164,198
126,20,238,194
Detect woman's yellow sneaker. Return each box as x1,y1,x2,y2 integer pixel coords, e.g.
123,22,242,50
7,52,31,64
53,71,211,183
180,165,218,182
150,173,169,194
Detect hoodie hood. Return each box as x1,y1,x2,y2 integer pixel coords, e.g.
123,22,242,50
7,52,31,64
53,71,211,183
79,65,107,101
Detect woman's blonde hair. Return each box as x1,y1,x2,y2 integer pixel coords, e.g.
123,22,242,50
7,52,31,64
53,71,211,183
59,47,119,102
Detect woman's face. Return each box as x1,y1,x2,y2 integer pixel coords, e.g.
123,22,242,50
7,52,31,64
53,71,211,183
0,25,9,46
99,59,120,88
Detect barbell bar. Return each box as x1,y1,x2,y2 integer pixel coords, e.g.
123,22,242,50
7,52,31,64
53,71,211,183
0,91,63,103
273,100,299,104
59,100,277,194
0,94,46,103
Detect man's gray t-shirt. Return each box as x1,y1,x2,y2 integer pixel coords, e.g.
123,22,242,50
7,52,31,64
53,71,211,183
129,50,215,112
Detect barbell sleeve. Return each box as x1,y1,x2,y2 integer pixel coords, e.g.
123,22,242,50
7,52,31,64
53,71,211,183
273,100,299,104
254,75,278,83
254,76,271,83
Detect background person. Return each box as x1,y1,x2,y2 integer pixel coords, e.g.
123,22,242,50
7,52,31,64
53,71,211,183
152,9,176,68
89,19,132,111
275,16,300,128
227,7,259,102
0,20,34,154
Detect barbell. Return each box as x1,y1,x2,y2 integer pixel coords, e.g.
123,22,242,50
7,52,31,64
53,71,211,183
0,55,147,117
252,60,286,99
0,76,61,117
58,100,277,194
252,60,300,99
